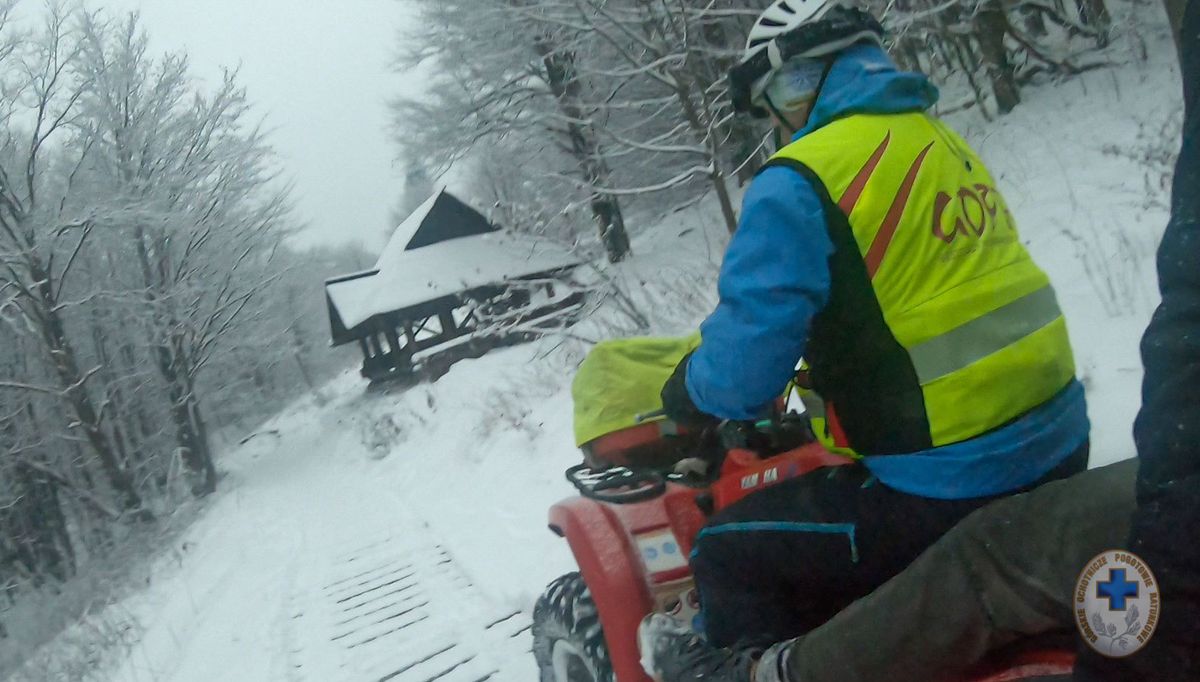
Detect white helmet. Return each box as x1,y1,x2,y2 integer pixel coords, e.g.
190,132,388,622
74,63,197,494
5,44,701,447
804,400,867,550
730,1,884,117
745,0,841,53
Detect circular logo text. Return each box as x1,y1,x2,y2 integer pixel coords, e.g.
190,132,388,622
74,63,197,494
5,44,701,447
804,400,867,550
1075,550,1160,657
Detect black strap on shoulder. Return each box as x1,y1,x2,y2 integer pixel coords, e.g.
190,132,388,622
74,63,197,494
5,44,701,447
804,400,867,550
752,156,932,455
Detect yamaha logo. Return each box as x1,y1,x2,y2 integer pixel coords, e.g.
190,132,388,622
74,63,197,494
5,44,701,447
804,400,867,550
1074,550,1160,657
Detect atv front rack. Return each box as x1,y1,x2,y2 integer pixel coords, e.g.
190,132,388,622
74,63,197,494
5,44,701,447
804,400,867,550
569,413,819,506
566,463,668,504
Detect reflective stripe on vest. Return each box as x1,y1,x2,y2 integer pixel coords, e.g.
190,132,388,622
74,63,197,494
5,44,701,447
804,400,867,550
769,112,1076,451
909,284,1061,384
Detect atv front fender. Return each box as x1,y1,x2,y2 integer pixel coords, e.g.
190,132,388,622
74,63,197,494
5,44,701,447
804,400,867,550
549,485,705,682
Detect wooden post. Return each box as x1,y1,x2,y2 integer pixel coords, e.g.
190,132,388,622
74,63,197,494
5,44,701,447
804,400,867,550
439,309,458,338
386,327,403,356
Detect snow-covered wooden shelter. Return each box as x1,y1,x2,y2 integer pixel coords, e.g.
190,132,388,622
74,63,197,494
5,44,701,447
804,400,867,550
325,190,584,384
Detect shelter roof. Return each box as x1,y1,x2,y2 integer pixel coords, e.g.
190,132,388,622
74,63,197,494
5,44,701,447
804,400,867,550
326,191,578,332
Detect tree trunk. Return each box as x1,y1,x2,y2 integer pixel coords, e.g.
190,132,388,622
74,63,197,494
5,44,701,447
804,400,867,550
290,312,318,393
534,37,632,263
729,114,767,186
185,379,217,495
24,257,148,519
13,463,75,583
132,227,216,496
88,313,133,469
119,342,156,466
670,69,740,233
44,311,146,517
590,180,632,262
952,35,994,121
2,413,74,586
711,164,739,234
158,339,217,497
974,2,1021,115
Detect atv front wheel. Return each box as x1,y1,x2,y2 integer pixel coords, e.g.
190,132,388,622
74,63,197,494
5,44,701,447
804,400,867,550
532,572,614,682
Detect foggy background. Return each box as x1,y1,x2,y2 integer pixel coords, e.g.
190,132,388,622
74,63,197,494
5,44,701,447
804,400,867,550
98,0,425,249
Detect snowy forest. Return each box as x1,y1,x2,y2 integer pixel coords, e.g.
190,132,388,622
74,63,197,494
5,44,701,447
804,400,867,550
394,0,1119,261
0,0,1180,679
0,0,372,663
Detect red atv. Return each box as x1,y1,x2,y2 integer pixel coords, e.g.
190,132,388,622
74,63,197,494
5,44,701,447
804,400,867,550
530,412,1075,682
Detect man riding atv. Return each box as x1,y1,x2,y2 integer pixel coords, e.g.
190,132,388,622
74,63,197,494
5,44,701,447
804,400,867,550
643,1,1200,679
647,0,1090,674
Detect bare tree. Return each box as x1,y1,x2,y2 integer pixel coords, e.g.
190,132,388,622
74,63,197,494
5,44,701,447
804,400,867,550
885,0,1114,118
0,2,148,518
393,1,633,261
0,1,360,631
76,13,290,495
532,28,632,258
398,1,764,238
559,0,747,233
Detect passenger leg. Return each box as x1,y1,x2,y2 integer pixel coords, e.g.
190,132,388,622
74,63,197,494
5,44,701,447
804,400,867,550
774,459,1137,682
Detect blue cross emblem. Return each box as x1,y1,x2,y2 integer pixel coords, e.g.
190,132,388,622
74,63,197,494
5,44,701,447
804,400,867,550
1097,568,1139,611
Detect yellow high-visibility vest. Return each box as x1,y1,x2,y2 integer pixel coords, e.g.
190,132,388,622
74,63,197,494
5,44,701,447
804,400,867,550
765,112,1076,455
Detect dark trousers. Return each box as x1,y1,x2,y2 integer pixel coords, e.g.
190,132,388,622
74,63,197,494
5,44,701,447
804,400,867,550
781,458,1137,682
691,444,1089,646
1074,471,1200,681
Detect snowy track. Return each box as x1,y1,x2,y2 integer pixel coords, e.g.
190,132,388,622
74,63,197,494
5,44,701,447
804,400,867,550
287,533,533,681
105,386,542,682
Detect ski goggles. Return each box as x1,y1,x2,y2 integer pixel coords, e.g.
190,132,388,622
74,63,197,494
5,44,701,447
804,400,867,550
729,6,884,118
752,57,829,114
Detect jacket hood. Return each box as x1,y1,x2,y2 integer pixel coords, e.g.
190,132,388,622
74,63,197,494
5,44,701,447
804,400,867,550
794,43,939,140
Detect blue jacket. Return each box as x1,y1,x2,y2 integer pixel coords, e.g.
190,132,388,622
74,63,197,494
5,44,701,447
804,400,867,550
686,44,1089,498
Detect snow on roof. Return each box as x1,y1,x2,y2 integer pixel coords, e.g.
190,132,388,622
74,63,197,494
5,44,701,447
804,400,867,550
372,191,441,270
373,189,503,273
327,231,579,330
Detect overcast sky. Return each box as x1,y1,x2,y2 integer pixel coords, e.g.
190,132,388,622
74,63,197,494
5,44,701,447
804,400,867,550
96,0,425,250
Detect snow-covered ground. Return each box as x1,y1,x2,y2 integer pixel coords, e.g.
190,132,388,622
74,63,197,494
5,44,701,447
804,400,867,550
89,379,543,682
17,23,1184,682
